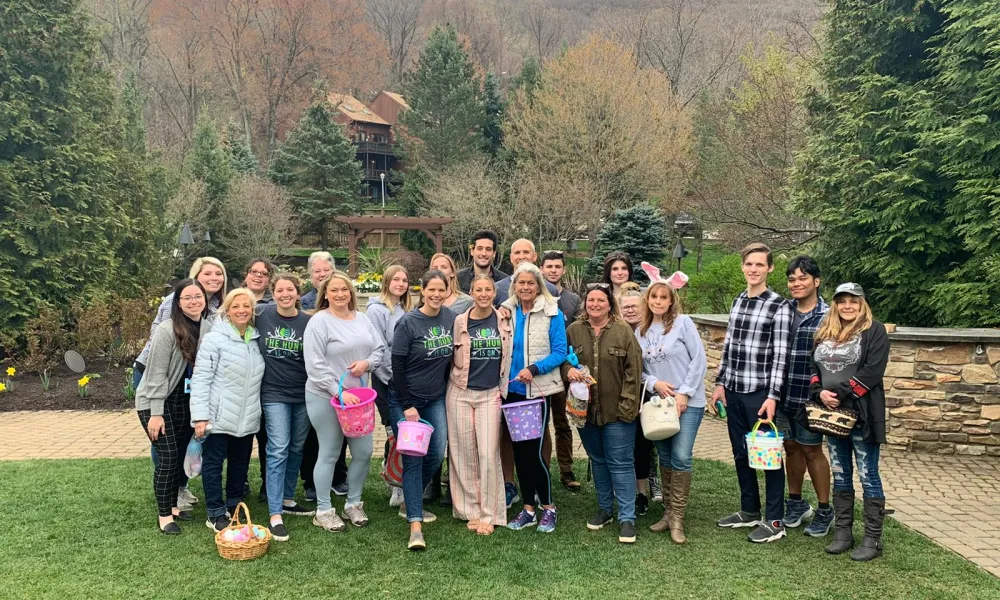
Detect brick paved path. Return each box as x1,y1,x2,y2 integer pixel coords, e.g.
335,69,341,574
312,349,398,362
1,410,998,577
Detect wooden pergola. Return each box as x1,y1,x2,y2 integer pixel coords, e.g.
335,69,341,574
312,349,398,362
334,216,455,276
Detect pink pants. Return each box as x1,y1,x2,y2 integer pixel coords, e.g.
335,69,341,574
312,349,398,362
446,384,506,526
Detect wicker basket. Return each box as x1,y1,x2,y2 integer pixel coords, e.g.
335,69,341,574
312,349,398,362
214,502,271,561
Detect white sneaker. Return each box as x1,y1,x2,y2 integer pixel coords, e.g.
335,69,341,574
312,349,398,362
343,502,370,527
398,503,437,523
389,487,404,507
177,486,198,510
312,508,347,532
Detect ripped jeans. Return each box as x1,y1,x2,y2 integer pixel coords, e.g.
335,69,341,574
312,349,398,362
827,427,884,499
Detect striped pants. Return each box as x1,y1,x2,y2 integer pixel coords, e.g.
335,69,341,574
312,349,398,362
446,384,506,526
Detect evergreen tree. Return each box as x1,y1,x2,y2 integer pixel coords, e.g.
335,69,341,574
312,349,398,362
482,71,506,157
187,114,232,216
223,120,258,175
401,24,486,169
511,56,542,103
586,204,671,282
269,101,361,249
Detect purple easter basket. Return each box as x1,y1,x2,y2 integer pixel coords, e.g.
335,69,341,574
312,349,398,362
502,398,545,442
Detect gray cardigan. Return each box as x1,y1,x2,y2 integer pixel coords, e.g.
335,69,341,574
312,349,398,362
135,318,213,416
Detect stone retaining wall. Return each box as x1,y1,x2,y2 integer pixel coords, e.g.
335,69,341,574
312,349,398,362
690,315,1000,456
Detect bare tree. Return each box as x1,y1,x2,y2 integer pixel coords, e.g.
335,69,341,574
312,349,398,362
86,0,153,76
218,176,297,263
366,0,425,87
519,0,563,59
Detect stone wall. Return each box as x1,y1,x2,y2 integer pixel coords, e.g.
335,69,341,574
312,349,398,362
690,315,1000,456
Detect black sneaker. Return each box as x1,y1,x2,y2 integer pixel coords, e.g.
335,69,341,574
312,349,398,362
269,521,289,542
636,493,649,517
282,502,316,517
305,488,317,503
332,482,348,497
748,520,787,543
717,511,762,528
587,509,614,531
206,515,229,533
619,520,636,544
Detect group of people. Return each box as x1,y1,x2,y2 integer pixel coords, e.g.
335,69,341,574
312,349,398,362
133,232,891,560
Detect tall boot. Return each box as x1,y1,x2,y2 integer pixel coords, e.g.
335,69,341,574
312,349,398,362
649,467,673,533
851,497,891,562
825,489,855,554
668,470,692,544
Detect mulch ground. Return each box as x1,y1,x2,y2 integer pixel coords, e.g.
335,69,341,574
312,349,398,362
0,360,133,411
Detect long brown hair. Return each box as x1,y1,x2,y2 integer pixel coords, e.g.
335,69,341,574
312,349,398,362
380,265,413,311
639,281,682,337
171,279,207,363
814,295,873,344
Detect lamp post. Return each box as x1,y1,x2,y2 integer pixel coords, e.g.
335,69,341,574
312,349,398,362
178,223,195,261
673,239,688,272
380,171,386,249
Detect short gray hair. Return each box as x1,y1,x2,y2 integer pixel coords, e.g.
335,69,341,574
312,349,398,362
511,262,555,304
307,251,335,273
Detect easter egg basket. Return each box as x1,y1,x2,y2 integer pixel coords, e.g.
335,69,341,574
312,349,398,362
214,502,271,561
744,419,784,471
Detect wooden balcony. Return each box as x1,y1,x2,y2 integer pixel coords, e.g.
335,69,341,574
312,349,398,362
354,141,395,155
362,167,402,182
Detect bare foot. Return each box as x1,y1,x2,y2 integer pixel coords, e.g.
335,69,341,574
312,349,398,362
476,522,494,535
467,518,481,531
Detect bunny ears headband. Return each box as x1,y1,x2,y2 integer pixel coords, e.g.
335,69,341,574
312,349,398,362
640,262,689,289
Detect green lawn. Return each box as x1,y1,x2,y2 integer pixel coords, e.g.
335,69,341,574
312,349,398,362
1,458,995,599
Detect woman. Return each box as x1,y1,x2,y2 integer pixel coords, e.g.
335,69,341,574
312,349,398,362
244,257,275,304
447,275,511,535
811,283,890,561
430,253,473,315
499,262,566,535
255,274,315,542
190,288,265,533
135,279,212,534
601,251,635,298
136,256,227,510
304,271,385,532
366,265,413,508
636,279,707,543
565,284,642,544
391,270,457,550
619,282,656,516
618,283,642,327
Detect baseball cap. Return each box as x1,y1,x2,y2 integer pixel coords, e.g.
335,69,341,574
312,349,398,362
833,282,865,298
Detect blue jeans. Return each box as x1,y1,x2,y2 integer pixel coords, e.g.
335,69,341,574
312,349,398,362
578,420,637,523
653,406,704,472
201,433,254,518
827,427,884,499
389,389,448,522
263,402,311,516
775,407,823,446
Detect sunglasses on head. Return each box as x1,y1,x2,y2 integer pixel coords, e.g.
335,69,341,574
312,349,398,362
586,283,611,291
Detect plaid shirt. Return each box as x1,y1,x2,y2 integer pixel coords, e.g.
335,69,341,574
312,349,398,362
782,297,829,409
716,288,794,401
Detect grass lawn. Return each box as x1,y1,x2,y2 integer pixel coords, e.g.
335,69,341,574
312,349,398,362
2,458,996,600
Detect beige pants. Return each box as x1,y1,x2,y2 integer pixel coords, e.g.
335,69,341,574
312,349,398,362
447,384,506,526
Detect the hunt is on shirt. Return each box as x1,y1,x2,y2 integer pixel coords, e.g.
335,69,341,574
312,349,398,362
255,305,311,404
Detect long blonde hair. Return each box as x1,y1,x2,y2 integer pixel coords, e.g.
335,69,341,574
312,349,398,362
429,253,462,297
189,256,228,307
639,281,682,337
380,265,413,312
814,295,873,344
315,270,358,312
220,288,257,327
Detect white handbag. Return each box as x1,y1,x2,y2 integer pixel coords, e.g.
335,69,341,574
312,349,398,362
639,382,680,441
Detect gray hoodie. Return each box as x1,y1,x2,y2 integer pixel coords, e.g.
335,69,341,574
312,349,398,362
365,295,406,384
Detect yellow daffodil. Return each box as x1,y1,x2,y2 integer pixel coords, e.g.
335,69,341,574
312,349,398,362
5,367,15,377
0,382,6,393
78,376,90,387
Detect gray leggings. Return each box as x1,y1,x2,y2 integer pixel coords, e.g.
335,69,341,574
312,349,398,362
305,391,373,511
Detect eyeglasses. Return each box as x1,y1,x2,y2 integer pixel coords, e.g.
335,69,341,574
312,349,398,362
621,305,639,312
586,283,611,291
248,269,270,278
179,295,205,303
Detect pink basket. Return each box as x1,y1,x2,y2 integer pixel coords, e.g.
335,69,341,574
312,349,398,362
502,398,545,442
331,373,376,438
396,419,434,456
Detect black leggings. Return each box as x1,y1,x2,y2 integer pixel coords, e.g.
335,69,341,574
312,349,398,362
634,420,654,478
138,388,192,517
505,392,553,507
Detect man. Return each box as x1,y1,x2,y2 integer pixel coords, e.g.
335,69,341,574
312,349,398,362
494,239,558,306
300,251,335,310
778,256,833,536
244,258,275,305
540,250,582,490
712,242,793,543
457,230,508,293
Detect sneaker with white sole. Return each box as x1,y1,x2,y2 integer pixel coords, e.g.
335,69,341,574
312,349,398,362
805,506,835,537
717,511,762,528
313,508,347,532
177,486,198,511
398,503,437,523
343,503,369,527
407,530,426,551
748,520,787,543
281,501,315,516
507,509,537,531
206,515,229,533
783,498,814,528
389,487,404,507
269,521,289,542
587,509,614,531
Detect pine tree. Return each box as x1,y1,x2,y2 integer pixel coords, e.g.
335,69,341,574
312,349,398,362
187,114,233,231
511,56,542,103
223,120,258,175
269,101,361,249
482,72,506,157
586,204,671,282
401,24,486,169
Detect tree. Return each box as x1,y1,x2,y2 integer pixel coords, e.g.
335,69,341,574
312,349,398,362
520,0,563,59
216,175,295,265
0,0,168,347
223,119,257,174
586,204,672,282
400,24,486,170
505,35,691,253
366,0,425,86
269,101,361,249
481,71,506,157
186,113,232,227
510,56,542,103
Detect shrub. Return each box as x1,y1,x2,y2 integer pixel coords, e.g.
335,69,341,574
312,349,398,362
586,204,671,282
383,249,428,281
21,304,68,373
683,254,789,314
70,297,115,361
109,294,157,366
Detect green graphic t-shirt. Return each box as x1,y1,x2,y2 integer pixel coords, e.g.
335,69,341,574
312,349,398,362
392,307,456,404
255,305,311,403
467,313,502,390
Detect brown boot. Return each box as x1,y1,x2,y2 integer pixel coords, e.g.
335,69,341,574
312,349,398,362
649,467,673,533
669,470,692,544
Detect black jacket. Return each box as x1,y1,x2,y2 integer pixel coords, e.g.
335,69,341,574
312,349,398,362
808,321,890,444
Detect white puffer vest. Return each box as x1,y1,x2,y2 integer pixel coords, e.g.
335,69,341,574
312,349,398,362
503,294,564,398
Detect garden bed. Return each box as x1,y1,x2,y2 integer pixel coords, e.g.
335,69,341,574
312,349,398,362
0,360,133,412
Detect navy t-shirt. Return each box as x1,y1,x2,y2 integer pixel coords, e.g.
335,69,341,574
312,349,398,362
467,313,502,390
392,307,456,407
255,305,311,403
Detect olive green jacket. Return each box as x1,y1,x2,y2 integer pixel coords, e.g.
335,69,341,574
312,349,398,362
562,318,642,426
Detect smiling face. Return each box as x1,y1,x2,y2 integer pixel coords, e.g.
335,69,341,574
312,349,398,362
585,289,611,321
388,271,409,300
541,258,565,285
835,295,861,322
741,251,773,288
421,276,448,310
178,285,206,320
227,294,253,328
472,237,496,269
514,272,539,304
326,277,352,312
273,278,299,311
620,296,641,326
310,258,333,289
471,278,496,309
646,284,672,318
430,256,455,280
509,240,536,269
787,268,820,301
197,264,225,295
609,260,631,286
245,261,270,294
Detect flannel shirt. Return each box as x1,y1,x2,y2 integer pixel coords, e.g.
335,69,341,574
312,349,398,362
715,288,794,402
782,297,829,410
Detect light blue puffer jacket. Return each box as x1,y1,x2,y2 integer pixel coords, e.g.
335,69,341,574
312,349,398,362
190,319,265,437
